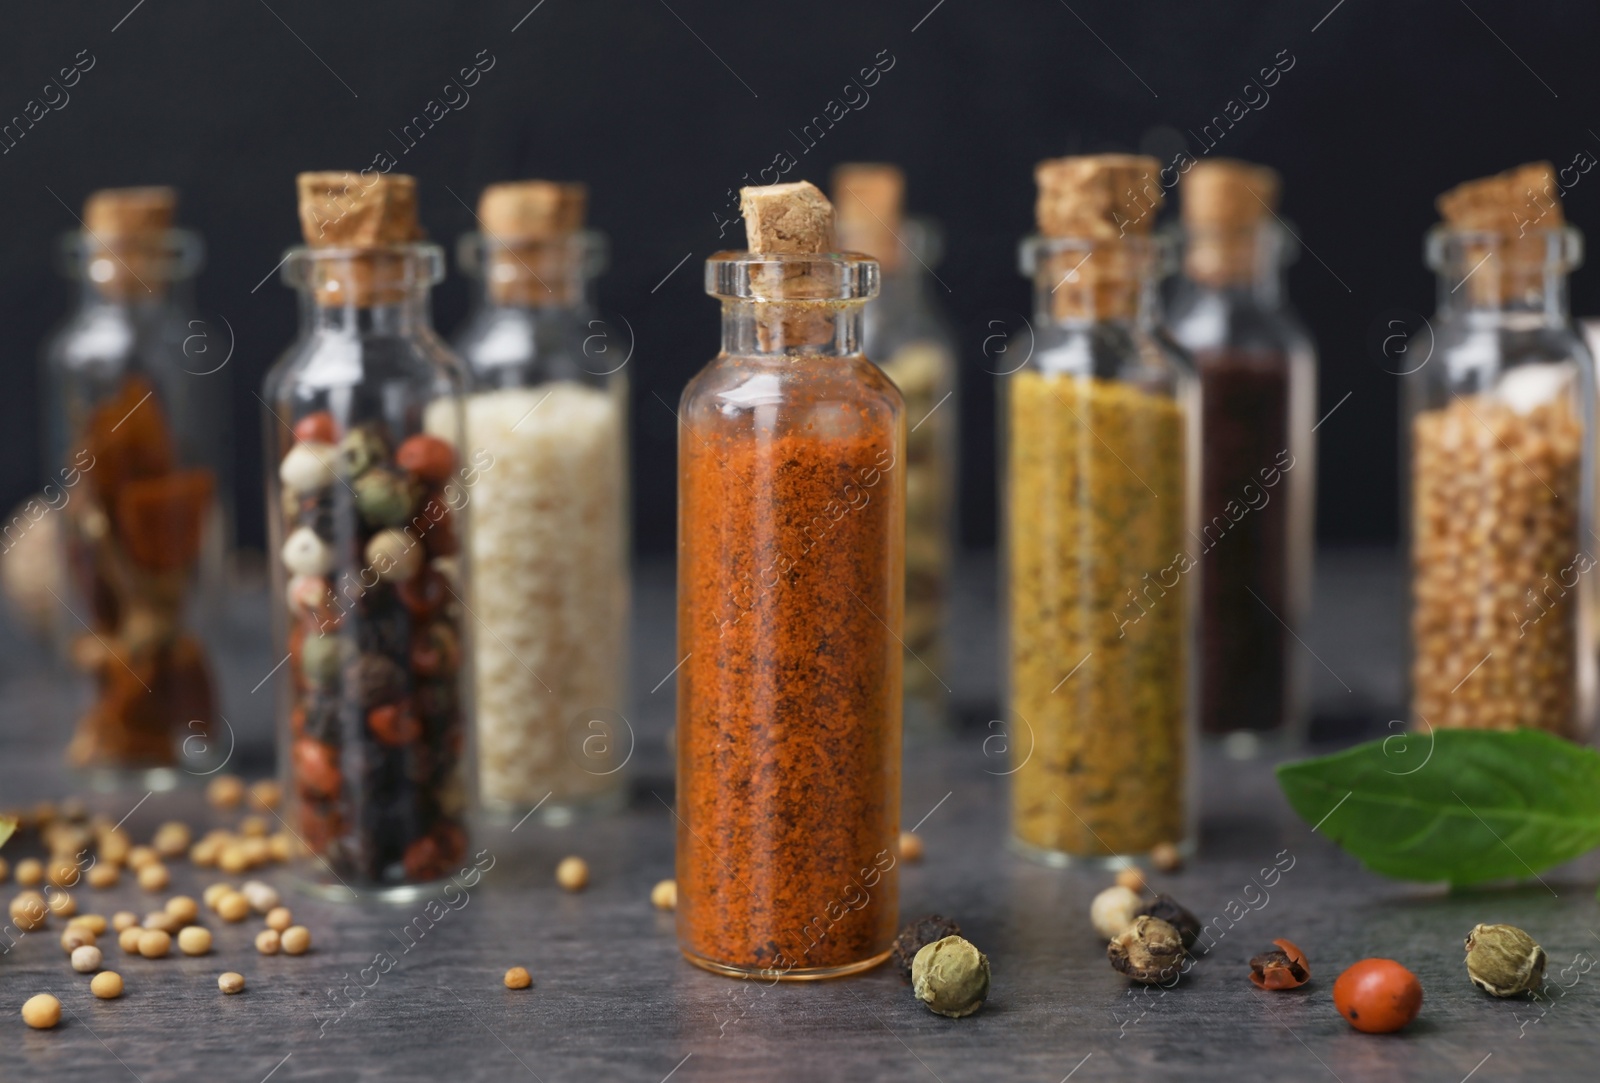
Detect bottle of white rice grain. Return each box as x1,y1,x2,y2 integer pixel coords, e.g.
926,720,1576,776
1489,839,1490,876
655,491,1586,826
435,180,630,822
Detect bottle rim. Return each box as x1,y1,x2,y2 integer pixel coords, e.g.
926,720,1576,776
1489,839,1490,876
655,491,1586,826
279,241,446,291
1424,223,1583,274
56,227,205,283
455,229,608,280
704,250,879,301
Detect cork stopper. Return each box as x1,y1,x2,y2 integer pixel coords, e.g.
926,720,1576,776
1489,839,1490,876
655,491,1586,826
736,181,847,350
295,172,426,307
1436,162,1564,303
478,181,586,242
85,187,176,239
1437,162,1562,233
832,164,905,270
1033,155,1162,319
1181,159,1280,286
741,181,836,254
476,181,587,306
83,187,178,298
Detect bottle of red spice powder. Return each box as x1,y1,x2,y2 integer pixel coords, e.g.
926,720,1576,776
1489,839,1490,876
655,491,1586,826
676,181,904,979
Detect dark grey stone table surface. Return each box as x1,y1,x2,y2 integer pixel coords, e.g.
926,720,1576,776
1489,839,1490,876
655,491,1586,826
1,549,1596,1081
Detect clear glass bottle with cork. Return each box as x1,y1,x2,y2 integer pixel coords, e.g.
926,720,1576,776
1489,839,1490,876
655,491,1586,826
41,185,229,787
677,181,903,979
263,172,473,899
450,180,629,821
1168,159,1316,754
1407,162,1596,739
1005,155,1197,866
832,163,958,736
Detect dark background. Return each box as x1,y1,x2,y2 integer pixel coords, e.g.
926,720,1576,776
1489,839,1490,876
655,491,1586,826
3,0,1598,556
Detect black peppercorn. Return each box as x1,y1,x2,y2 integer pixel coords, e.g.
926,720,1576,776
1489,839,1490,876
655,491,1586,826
892,915,962,982
1135,894,1201,950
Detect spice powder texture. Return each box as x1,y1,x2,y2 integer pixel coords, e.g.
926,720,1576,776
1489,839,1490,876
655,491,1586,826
1008,372,1188,856
677,381,903,974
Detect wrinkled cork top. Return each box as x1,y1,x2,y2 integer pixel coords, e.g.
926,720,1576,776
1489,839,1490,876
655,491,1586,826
84,187,177,239
1035,154,1162,239
832,163,905,269
1182,159,1279,228
1436,161,1563,232
1033,155,1161,318
478,181,587,241
296,171,424,248
741,181,837,254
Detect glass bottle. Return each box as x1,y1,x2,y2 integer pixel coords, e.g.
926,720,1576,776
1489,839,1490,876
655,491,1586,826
1407,165,1594,739
833,164,958,736
677,188,902,979
41,186,229,787
263,172,472,899
452,181,629,822
1006,155,1197,866
1167,160,1316,753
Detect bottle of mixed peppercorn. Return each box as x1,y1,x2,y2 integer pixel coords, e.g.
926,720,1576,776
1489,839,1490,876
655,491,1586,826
1168,159,1317,753
263,172,473,899
676,180,904,978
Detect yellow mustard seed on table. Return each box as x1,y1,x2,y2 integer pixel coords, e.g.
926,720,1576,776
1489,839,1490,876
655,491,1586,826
91,970,124,999
1007,372,1188,858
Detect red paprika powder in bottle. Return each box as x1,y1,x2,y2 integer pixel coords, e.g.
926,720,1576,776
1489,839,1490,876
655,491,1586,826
676,181,904,979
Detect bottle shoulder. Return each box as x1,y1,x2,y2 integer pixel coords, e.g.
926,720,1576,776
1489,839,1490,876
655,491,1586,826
682,352,904,435
265,324,465,402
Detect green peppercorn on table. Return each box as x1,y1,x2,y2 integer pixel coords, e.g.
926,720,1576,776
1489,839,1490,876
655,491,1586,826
1,550,1597,1081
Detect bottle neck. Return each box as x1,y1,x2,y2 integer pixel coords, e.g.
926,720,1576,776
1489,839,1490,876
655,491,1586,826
75,273,194,314
720,300,866,356
1181,221,1287,306
1428,225,1579,326
1023,235,1164,330
299,288,435,336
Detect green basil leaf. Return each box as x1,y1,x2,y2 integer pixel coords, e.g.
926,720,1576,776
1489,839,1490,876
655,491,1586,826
1276,729,1600,886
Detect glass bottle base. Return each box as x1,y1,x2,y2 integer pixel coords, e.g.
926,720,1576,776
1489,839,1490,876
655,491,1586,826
75,765,186,795
679,945,893,981
291,869,454,905
479,785,628,829
1008,833,1196,869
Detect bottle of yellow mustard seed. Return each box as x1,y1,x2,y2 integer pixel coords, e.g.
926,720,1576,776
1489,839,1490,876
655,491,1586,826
1005,155,1197,865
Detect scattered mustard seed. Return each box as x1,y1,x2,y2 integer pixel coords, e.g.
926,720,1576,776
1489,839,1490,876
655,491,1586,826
10,890,47,931
137,929,172,958
1115,867,1147,894
216,892,251,923
650,879,677,912
177,926,213,956
137,863,170,892
265,906,292,932
241,881,280,913
21,993,61,1029
126,846,158,871
15,858,43,887
46,890,77,917
71,945,103,973
1150,841,1183,873
166,895,200,924
207,775,245,810
218,972,246,994
203,883,234,910
255,928,281,955
504,966,532,990
281,926,311,955
249,780,283,811
144,911,182,935
90,971,123,999
117,927,143,954
70,913,107,935
87,864,119,890
152,822,191,859
111,911,139,932
555,856,589,892
60,927,95,953
899,831,924,863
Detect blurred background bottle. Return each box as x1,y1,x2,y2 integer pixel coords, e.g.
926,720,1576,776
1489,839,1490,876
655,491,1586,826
832,164,957,737
39,186,230,787
1168,160,1316,756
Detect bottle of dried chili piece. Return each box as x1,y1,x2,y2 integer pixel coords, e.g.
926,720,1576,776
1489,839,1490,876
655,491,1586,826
1168,160,1317,753
1006,155,1198,865
263,172,472,899
42,186,228,786
1407,163,1595,739
677,181,904,978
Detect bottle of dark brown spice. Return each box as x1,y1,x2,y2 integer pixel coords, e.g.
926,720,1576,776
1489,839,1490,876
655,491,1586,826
676,181,903,979
1169,159,1316,752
